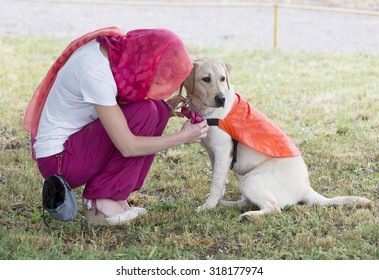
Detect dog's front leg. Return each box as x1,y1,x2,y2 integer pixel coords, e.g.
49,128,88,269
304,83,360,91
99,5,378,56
197,152,232,212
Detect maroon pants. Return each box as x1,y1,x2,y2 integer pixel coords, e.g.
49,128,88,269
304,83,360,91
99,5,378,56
37,99,170,200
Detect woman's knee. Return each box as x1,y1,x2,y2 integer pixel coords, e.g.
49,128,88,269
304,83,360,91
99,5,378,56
151,99,171,122
136,99,161,122
120,99,169,135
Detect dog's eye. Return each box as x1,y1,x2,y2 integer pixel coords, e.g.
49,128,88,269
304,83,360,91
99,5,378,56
202,77,211,83
221,76,226,82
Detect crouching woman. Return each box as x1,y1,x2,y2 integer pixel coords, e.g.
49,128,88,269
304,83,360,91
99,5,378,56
23,27,208,225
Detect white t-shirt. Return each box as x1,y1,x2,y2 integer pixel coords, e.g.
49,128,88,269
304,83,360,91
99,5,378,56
34,40,117,158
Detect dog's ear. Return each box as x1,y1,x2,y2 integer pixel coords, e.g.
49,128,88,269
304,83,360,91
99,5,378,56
224,62,232,89
183,62,198,95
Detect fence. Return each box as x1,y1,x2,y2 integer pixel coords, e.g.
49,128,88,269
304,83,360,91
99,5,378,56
92,1,379,49
31,0,379,49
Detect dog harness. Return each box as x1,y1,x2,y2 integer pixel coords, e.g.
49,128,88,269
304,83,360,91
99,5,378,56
207,93,301,169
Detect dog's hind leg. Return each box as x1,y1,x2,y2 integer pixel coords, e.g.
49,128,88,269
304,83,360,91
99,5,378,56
239,193,281,220
239,201,281,220
238,171,282,219
219,197,250,208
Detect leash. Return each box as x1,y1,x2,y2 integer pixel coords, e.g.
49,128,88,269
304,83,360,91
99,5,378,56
168,90,204,123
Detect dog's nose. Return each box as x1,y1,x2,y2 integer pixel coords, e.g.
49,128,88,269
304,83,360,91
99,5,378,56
215,95,226,107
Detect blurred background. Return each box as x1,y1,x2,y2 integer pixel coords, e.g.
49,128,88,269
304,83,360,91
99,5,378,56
1,0,379,53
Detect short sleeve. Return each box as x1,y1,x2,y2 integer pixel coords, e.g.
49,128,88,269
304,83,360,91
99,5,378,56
79,68,117,106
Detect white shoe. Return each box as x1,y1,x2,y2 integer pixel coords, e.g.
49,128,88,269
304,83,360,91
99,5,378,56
131,206,148,215
104,208,141,225
83,199,147,226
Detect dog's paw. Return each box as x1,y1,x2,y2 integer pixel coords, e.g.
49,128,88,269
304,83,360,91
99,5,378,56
239,213,261,222
196,204,207,212
196,201,219,212
196,203,214,212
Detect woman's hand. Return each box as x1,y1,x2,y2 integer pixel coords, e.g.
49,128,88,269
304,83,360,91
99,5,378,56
178,119,209,144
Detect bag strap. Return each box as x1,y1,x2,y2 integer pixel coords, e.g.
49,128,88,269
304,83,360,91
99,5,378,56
42,209,51,227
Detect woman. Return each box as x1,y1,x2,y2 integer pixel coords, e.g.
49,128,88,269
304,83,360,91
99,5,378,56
23,27,208,225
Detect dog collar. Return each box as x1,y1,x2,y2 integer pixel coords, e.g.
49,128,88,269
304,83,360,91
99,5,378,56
185,96,216,118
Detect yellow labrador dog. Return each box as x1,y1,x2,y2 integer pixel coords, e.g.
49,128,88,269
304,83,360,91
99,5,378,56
182,57,373,220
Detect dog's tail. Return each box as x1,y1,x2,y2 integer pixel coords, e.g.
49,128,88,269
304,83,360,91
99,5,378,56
305,189,373,208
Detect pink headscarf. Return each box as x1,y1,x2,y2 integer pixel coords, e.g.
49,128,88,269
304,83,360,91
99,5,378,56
97,29,192,102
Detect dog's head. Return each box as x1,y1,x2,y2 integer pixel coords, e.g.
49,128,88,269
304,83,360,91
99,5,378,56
181,58,231,111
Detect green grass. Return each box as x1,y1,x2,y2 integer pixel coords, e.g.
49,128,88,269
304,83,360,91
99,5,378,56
0,35,378,260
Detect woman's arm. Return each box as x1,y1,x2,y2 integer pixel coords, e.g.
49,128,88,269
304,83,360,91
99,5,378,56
94,104,208,157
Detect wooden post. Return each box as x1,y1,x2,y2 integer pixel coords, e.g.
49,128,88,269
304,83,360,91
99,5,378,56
274,4,279,49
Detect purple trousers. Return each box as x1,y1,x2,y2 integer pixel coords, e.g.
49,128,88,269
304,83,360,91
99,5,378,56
37,99,170,200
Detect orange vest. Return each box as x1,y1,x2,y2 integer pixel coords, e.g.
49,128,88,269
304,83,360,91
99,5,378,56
215,93,301,158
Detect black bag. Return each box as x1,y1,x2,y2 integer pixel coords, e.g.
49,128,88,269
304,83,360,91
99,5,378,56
42,174,78,222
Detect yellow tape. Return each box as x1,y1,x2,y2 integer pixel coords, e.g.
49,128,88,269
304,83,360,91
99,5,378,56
279,3,379,17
